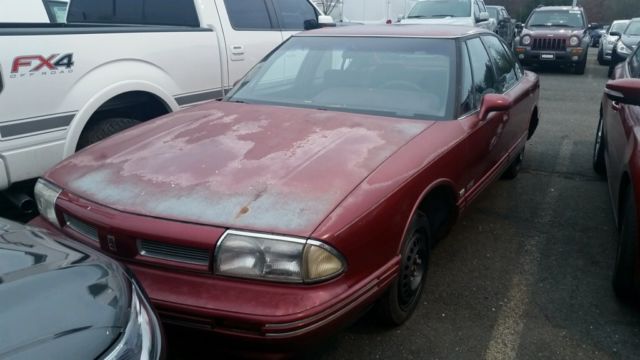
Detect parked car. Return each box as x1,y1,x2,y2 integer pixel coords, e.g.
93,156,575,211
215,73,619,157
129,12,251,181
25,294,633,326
589,23,607,47
0,0,68,23
593,46,640,301
514,5,591,74
29,25,539,352
487,5,516,47
0,218,163,359
608,18,640,77
598,19,630,66
0,0,332,199
400,0,496,32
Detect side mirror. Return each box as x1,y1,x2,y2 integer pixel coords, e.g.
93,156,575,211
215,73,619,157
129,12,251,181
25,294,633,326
477,11,490,22
304,19,320,30
605,79,640,106
318,15,336,27
479,94,512,120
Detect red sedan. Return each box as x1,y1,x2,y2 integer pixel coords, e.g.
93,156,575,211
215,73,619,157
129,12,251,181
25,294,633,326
31,25,539,349
593,46,640,300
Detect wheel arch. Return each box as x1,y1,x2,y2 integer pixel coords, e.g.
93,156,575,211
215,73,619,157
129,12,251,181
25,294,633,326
63,82,179,157
528,106,539,140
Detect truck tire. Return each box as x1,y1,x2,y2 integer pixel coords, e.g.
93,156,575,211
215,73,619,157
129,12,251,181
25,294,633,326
77,117,141,150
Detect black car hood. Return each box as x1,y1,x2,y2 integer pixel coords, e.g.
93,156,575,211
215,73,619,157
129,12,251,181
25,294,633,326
0,220,131,360
621,34,640,49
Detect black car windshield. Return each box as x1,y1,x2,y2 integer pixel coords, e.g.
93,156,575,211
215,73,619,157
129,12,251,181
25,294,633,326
527,10,584,28
624,21,640,36
407,0,471,19
610,21,629,34
226,36,455,121
487,7,499,20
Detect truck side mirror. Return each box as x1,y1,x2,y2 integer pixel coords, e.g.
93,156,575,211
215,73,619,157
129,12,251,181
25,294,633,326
304,19,320,30
318,15,336,27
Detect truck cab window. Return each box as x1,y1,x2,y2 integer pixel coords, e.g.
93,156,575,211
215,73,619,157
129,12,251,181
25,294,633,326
224,0,275,30
273,0,317,30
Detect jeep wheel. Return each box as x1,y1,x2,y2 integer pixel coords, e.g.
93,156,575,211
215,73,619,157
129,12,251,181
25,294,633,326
574,57,587,75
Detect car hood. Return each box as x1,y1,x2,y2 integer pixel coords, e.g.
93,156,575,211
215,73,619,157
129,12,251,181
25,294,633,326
47,102,433,237
0,220,130,360
400,17,473,26
621,35,640,49
522,27,585,38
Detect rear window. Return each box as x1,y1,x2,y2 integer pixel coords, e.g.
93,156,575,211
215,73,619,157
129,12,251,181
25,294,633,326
67,0,199,27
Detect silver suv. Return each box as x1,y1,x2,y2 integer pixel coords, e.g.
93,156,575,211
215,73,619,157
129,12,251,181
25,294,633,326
598,19,630,65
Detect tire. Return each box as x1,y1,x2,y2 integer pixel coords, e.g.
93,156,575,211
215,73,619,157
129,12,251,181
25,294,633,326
574,57,587,75
593,113,606,176
613,188,640,301
597,48,607,66
377,211,430,326
609,50,619,78
502,146,525,180
77,117,141,150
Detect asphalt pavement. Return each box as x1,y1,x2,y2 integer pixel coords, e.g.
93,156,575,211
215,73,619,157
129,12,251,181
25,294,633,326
3,51,639,359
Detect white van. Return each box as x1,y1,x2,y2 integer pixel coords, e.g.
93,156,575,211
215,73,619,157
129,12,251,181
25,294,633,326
400,0,496,31
0,0,68,23
333,0,418,24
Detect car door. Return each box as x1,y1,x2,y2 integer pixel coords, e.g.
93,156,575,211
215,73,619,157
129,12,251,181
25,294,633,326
215,0,284,87
481,34,531,163
459,37,504,193
605,50,640,202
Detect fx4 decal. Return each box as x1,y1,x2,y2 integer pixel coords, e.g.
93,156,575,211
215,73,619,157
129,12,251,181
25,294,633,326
10,53,74,77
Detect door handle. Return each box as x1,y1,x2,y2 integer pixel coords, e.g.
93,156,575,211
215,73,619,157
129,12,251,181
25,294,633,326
612,101,622,112
231,45,245,55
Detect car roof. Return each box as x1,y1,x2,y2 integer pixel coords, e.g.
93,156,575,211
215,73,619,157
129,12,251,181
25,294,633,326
296,25,491,38
534,6,583,11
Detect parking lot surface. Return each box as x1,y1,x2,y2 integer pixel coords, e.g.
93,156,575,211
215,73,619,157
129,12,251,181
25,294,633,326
5,51,640,359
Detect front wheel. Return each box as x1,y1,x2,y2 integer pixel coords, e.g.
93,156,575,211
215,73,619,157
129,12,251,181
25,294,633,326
613,188,640,301
593,113,606,176
502,147,525,180
597,48,607,66
77,117,141,150
376,212,430,326
574,57,587,75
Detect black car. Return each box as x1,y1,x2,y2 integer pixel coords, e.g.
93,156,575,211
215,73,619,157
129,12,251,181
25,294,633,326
487,5,516,47
609,18,640,77
0,219,163,360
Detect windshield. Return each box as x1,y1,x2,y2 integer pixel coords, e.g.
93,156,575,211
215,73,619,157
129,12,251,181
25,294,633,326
487,7,499,20
226,37,455,121
527,10,584,28
407,0,471,19
610,21,629,34
624,21,640,36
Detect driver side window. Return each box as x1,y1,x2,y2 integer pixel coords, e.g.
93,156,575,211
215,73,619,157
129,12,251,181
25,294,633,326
466,37,497,106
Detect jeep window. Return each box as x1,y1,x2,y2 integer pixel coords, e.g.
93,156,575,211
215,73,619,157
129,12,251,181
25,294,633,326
67,0,199,26
225,0,275,30
481,35,517,92
273,0,317,30
227,37,456,121
527,10,584,28
465,37,497,105
624,22,640,36
407,0,471,19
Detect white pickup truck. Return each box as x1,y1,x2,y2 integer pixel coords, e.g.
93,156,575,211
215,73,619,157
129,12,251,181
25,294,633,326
0,0,331,196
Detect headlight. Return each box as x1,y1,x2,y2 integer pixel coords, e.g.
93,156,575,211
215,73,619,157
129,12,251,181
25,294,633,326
569,36,580,47
103,283,163,360
521,35,531,46
34,179,61,227
617,41,632,55
214,230,346,283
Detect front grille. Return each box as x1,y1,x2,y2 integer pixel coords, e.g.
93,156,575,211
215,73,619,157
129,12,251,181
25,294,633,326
64,214,99,241
138,240,210,265
532,38,567,51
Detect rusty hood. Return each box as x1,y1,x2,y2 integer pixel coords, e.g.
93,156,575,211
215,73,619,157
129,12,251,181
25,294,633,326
47,102,433,237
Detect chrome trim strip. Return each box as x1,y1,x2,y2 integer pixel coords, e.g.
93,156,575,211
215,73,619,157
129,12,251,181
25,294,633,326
174,89,225,106
0,113,75,138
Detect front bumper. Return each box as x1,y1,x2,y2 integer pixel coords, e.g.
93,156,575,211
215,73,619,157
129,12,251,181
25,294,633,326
515,47,587,66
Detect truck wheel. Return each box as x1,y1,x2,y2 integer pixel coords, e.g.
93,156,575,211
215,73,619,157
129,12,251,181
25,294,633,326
376,211,430,326
574,57,587,75
593,113,606,176
77,117,141,150
502,147,525,180
613,188,639,301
